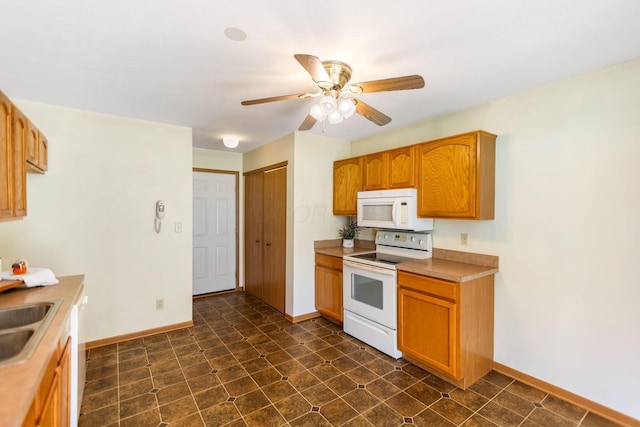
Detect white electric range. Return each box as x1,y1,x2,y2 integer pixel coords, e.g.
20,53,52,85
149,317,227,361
342,230,432,358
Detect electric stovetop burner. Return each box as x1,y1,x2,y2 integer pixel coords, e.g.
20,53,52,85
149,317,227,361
350,252,416,266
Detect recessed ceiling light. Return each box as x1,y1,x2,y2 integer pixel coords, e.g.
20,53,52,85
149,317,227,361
224,27,247,42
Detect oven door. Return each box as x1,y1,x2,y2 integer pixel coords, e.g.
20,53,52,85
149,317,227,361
343,260,397,329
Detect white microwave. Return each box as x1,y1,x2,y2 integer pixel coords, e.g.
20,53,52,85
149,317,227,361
356,188,434,231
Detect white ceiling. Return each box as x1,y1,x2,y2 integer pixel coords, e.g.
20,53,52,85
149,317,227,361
1,1,639,153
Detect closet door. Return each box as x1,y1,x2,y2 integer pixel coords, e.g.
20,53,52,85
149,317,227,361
262,166,286,313
244,172,264,300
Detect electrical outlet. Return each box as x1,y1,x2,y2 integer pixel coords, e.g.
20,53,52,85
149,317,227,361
156,299,164,310
174,222,182,233
461,233,469,246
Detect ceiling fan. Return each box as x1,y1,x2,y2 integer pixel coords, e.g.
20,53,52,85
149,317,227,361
241,54,425,131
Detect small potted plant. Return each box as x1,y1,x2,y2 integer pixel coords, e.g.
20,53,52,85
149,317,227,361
338,217,359,248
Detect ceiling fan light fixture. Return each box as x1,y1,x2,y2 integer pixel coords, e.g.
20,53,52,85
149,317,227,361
309,104,325,121
319,95,337,115
327,110,344,124
222,135,239,148
337,98,356,118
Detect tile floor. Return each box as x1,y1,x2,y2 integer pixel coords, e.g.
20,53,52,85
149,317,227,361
79,292,623,427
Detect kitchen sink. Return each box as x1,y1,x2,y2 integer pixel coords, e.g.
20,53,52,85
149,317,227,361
0,302,54,329
0,329,35,360
0,300,61,367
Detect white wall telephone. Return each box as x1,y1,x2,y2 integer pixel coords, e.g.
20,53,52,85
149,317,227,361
154,200,165,233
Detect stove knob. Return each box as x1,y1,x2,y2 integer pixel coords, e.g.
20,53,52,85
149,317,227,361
384,234,389,239
410,237,416,242
418,239,424,245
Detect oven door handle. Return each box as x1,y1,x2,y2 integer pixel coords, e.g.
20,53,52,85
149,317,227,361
343,260,396,276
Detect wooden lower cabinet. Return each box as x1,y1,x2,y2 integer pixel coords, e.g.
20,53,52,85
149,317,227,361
314,253,343,324
23,336,71,427
397,271,494,389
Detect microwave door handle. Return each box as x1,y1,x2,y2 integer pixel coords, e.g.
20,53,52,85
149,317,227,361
391,199,398,226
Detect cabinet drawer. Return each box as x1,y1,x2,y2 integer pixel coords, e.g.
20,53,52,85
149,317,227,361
315,253,343,271
398,271,457,300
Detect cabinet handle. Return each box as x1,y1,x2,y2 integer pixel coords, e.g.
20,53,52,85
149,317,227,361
255,240,261,243
266,243,271,247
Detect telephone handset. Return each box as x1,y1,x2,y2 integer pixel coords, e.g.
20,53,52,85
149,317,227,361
154,200,165,233
156,201,165,220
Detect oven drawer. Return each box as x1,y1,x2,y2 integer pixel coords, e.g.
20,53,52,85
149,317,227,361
397,271,458,301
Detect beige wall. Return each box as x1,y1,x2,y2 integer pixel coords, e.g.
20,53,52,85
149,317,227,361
351,58,640,419
242,132,350,317
1,101,193,342
292,132,350,316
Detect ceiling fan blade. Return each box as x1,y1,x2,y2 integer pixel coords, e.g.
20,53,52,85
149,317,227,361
294,54,332,86
241,93,313,106
355,100,392,126
298,114,317,131
349,75,425,94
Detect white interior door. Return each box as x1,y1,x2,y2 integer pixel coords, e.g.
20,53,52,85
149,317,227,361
192,171,236,295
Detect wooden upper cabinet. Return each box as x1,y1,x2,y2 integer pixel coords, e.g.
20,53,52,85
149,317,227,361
362,146,415,191
362,152,389,190
38,132,48,172
25,121,47,173
333,157,362,215
10,105,28,218
0,91,13,219
26,123,38,166
417,131,496,219
389,145,415,188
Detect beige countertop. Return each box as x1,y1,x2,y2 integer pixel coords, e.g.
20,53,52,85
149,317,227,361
396,257,498,282
0,275,84,427
314,240,498,282
314,238,376,258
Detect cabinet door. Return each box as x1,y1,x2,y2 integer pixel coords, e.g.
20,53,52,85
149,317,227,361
398,286,458,378
38,132,48,172
26,122,39,167
244,172,264,301
11,106,27,217
333,157,362,215
389,146,415,188
59,338,71,427
262,166,286,313
417,134,477,218
315,265,342,324
36,373,60,427
362,152,389,190
0,92,12,219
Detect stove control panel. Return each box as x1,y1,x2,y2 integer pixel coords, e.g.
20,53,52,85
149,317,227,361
376,230,432,251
